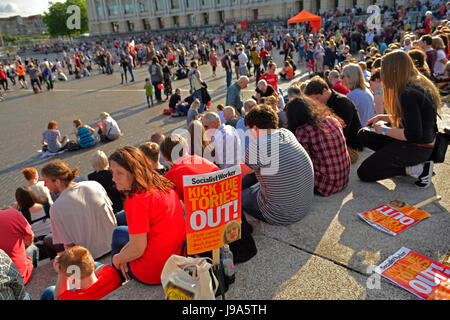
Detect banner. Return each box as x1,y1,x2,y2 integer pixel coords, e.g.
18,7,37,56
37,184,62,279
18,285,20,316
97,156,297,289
183,165,242,255
375,247,450,300
358,200,430,236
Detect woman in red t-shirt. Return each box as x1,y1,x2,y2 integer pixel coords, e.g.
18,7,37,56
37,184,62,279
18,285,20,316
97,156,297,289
109,146,186,285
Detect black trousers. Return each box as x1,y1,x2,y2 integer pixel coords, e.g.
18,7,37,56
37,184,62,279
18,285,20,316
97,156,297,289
0,78,8,90
357,129,433,182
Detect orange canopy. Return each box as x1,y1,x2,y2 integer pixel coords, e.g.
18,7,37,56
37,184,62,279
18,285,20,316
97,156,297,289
287,10,321,32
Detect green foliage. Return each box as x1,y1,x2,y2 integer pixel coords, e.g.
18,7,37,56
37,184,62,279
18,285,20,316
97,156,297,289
2,34,49,45
43,0,89,37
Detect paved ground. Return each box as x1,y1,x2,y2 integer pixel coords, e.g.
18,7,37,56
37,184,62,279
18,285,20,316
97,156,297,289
1,48,449,301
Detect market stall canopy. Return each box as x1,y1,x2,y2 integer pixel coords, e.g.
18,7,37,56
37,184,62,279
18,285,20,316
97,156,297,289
287,10,321,31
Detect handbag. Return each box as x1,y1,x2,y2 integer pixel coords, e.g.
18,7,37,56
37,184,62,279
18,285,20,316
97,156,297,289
430,131,449,163
161,255,218,300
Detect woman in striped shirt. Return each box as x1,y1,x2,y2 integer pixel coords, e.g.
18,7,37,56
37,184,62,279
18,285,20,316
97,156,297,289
73,119,96,148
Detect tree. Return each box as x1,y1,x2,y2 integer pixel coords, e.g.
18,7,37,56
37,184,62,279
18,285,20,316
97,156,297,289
43,0,89,37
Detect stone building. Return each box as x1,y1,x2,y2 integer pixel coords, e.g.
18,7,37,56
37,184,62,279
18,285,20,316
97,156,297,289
86,0,406,35
0,15,47,36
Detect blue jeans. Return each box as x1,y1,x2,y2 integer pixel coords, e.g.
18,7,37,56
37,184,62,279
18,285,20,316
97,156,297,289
242,183,266,223
176,104,189,113
40,262,103,300
226,69,232,88
127,66,134,81
110,226,151,285
146,95,154,106
193,89,205,113
114,210,128,226
26,244,39,268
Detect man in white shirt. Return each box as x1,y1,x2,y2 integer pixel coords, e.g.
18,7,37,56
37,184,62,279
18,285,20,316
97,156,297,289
41,160,117,259
238,47,248,76
202,112,241,169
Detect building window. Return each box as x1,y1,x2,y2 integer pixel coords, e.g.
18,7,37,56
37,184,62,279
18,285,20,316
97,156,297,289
158,17,164,28
155,0,165,11
112,22,119,32
201,0,210,6
173,16,179,27
127,20,134,31
137,0,149,13
186,0,195,9
143,19,151,30
95,0,103,18
170,0,180,9
188,14,195,26
123,0,135,15
106,0,119,16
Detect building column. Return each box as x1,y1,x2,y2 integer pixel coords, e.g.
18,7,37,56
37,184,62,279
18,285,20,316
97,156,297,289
303,0,312,12
179,15,189,28
208,11,219,26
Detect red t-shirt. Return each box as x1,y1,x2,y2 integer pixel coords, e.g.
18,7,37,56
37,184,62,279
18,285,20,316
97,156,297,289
0,209,34,284
124,187,186,284
165,155,219,202
259,49,268,61
425,18,432,34
58,265,121,300
260,72,279,93
331,81,351,95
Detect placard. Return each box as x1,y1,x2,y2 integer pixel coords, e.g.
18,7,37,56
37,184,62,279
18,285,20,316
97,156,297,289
375,247,450,300
183,165,242,255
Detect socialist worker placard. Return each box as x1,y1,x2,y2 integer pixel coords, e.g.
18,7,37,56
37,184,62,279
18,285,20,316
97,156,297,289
183,165,242,255
375,247,450,300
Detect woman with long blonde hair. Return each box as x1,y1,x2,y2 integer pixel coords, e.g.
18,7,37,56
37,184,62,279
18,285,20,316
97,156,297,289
357,50,441,188
342,63,375,126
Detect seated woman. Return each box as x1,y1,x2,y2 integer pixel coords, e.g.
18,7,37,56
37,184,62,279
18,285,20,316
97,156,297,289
109,146,186,285
279,61,294,80
342,63,375,126
42,121,68,153
263,95,288,129
14,186,51,240
73,119,96,148
87,150,124,214
97,112,122,142
187,120,215,163
357,50,441,188
286,96,351,196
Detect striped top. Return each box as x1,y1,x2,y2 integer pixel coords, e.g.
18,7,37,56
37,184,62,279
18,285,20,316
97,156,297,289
244,128,314,225
77,126,95,147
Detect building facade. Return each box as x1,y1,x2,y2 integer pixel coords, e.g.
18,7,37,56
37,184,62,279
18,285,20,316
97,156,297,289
86,0,404,35
0,15,47,36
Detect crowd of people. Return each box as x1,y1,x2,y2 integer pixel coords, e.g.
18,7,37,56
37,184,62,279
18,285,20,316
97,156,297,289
0,0,449,300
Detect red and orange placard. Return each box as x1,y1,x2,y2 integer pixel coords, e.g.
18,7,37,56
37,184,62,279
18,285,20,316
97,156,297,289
375,247,450,300
183,165,242,255
359,200,431,236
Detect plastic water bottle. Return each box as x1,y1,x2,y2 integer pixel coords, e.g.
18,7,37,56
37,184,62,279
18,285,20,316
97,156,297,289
220,245,235,284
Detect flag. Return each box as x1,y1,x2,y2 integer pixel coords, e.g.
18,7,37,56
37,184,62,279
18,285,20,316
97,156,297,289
241,19,247,29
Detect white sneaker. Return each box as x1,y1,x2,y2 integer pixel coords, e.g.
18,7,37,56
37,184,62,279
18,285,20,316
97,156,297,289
415,161,434,188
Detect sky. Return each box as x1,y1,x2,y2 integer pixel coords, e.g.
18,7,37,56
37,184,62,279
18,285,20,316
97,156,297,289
0,0,52,18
